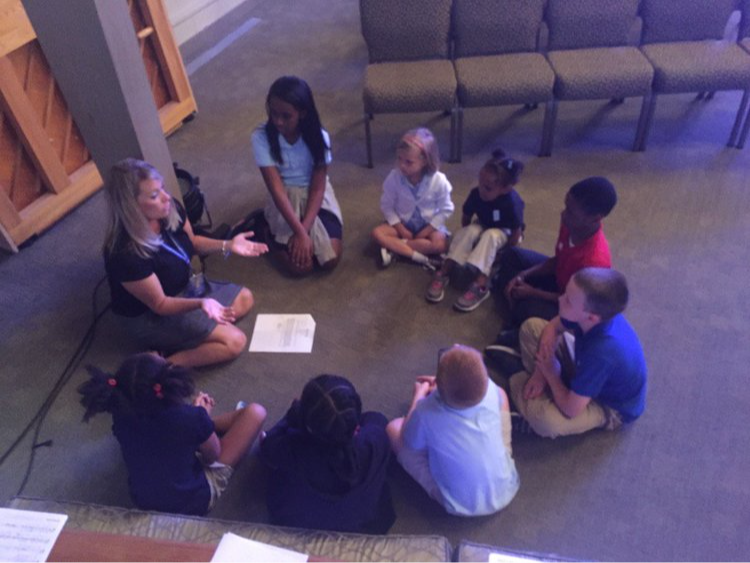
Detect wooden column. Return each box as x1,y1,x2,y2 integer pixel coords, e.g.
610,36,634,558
20,0,179,198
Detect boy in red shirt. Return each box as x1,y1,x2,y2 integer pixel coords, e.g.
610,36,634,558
486,177,616,372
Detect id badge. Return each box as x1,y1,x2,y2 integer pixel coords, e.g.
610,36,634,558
187,273,207,298
493,209,501,222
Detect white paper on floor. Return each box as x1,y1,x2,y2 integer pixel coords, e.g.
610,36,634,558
249,314,315,353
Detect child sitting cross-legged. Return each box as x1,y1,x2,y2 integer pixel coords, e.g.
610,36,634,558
371,128,454,269
426,149,525,311
260,374,396,534
77,353,266,516
387,345,519,516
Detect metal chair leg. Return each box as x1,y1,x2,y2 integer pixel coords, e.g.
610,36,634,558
635,93,657,152
454,106,464,163
633,93,652,152
728,90,749,148
539,99,557,157
364,113,373,168
736,95,750,149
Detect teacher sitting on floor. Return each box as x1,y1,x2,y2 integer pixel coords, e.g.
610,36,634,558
103,158,268,368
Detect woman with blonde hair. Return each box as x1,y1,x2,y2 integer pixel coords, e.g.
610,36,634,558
103,158,268,367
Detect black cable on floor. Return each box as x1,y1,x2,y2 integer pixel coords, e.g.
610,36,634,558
0,275,110,496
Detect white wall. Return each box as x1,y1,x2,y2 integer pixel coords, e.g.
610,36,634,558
164,0,248,45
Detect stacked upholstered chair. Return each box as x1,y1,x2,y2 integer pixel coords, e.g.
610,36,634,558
541,0,654,156
451,0,555,161
636,0,750,150
733,0,750,148
359,0,457,167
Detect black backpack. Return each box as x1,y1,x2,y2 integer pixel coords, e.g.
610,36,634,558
173,162,213,235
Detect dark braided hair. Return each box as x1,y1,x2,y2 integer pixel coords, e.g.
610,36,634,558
296,374,362,486
264,76,329,167
482,148,524,187
78,353,195,421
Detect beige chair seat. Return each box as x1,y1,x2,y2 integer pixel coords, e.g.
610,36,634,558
455,53,554,107
641,41,750,94
363,60,456,114
547,46,654,100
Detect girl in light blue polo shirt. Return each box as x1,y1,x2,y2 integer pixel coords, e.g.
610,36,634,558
252,76,343,276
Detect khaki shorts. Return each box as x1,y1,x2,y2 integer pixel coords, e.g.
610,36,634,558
204,462,234,511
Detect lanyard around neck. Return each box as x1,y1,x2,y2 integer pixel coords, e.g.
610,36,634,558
161,231,190,265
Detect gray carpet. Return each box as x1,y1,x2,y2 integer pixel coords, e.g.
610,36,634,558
2,1,750,560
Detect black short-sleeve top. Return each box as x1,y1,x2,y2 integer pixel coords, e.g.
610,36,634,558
105,202,194,317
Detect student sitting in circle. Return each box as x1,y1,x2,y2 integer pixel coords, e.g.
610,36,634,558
510,268,647,439
260,374,395,533
387,345,519,516
78,353,266,515
371,128,454,269
252,76,343,276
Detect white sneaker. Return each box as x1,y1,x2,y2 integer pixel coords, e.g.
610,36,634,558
379,247,393,268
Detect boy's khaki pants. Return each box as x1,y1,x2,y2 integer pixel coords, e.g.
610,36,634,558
509,318,621,438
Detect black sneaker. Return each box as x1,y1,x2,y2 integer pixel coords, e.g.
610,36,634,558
493,328,520,349
485,328,521,358
484,347,524,376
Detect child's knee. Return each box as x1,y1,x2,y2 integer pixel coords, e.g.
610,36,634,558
371,224,389,244
481,228,507,245
242,402,267,423
520,318,548,345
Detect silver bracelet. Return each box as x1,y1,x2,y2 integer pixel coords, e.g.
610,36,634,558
221,240,230,259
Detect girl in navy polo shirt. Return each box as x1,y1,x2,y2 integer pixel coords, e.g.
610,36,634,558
426,149,525,312
78,353,266,515
260,374,395,533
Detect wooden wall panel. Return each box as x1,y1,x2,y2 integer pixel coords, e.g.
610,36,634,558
0,0,197,251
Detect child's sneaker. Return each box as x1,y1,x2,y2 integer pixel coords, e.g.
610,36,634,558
379,248,393,268
454,283,490,312
426,271,450,303
485,329,521,358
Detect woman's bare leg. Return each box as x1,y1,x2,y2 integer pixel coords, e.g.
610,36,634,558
167,324,247,368
230,287,254,319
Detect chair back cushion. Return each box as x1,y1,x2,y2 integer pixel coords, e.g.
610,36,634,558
452,0,545,57
640,0,738,44
360,0,452,62
546,0,640,50
738,0,750,38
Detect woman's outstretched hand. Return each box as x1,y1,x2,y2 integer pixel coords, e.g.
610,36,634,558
229,232,269,257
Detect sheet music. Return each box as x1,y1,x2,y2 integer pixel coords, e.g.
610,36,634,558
0,508,67,562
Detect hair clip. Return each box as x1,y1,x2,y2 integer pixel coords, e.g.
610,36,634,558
107,378,117,387
153,383,164,399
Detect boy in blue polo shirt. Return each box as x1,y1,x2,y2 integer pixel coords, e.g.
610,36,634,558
509,267,647,438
